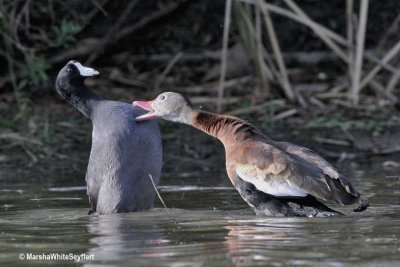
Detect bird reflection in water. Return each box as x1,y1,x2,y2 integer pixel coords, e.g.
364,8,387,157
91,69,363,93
86,212,169,263
224,218,305,265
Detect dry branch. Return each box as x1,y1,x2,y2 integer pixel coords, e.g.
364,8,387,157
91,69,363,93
227,99,286,116
346,0,355,84
255,1,271,96
154,52,183,92
386,69,400,93
177,76,252,95
271,108,298,121
86,0,140,64
259,2,295,101
283,0,348,62
314,137,351,146
238,0,347,45
235,3,277,82
49,0,188,64
217,0,233,112
350,0,369,104
238,0,399,83
360,41,400,90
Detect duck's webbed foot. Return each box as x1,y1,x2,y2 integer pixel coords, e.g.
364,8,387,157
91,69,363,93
255,195,342,217
252,198,297,217
280,195,343,217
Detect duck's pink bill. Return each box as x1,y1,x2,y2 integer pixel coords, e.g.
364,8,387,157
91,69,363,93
133,101,158,121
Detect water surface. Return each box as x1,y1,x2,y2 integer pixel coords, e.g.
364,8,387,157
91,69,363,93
0,167,399,266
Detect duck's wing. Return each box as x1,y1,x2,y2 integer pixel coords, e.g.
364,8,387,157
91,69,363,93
275,141,360,198
234,142,360,204
274,142,343,177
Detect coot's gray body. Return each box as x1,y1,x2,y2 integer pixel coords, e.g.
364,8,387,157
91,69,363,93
55,61,162,215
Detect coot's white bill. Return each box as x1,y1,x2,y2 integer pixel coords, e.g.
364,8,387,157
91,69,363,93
72,62,99,77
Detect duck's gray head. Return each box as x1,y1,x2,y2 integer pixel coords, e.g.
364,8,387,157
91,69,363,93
56,60,99,87
133,92,194,124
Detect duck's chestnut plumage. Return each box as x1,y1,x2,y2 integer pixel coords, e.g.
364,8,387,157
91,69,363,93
134,92,368,217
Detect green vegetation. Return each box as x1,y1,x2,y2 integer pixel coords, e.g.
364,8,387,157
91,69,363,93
51,19,82,48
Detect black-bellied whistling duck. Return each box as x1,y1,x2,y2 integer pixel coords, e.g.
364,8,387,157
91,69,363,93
133,92,368,217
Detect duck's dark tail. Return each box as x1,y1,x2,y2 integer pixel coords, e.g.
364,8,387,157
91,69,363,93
353,199,369,212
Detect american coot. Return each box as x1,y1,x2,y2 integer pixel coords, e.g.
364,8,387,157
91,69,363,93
55,60,162,215
133,92,368,217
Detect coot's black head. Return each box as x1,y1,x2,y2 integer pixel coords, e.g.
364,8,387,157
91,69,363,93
56,60,99,89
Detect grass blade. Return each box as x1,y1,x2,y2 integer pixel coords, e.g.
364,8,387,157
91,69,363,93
148,174,170,214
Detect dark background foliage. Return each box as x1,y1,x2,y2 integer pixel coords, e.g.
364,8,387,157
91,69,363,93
0,0,399,173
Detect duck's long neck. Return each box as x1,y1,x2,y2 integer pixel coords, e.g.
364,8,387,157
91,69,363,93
56,81,102,119
190,110,262,145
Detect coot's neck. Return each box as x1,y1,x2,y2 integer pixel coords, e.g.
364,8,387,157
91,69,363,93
56,79,102,119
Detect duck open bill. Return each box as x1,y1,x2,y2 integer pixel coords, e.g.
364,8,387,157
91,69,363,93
133,101,158,121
